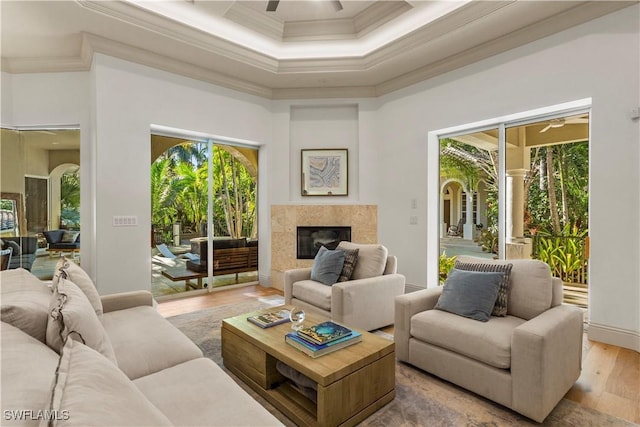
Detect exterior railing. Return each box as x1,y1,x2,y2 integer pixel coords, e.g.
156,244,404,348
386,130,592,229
531,235,588,286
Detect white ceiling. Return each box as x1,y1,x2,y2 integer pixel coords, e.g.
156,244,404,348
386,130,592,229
1,1,635,99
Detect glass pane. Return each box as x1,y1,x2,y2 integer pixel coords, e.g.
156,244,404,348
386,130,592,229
439,130,499,282
150,135,259,298
506,114,589,307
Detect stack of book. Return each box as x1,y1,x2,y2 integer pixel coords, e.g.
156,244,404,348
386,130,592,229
247,309,291,328
285,320,362,358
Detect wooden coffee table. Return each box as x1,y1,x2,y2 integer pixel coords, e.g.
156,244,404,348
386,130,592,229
221,307,395,427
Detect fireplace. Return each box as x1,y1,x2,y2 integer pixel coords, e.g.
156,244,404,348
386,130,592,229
296,226,352,259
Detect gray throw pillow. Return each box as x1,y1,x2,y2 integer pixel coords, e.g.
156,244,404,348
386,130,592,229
454,261,513,316
310,246,346,286
435,268,503,322
337,248,359,282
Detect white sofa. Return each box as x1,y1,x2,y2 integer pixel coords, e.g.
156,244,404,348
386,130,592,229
1,267,282,427
395,256,584,422
284,242,406,331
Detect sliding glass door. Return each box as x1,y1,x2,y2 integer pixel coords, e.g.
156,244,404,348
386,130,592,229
437,112,589,307
150,133,258,299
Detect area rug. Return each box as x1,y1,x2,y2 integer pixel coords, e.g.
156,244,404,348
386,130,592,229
167,303,635,427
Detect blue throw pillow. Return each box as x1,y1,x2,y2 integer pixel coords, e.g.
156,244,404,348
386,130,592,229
435,268,503,322
310,246,346,286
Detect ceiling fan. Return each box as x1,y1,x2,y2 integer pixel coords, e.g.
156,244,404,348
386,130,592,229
539,116,589,133
266,0,343,12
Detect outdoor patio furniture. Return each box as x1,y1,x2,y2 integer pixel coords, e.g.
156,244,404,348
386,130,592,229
186,237,258,278
447,218,464,237
43,229,80,257
0,248,11,270
1,236,38,270
156,243,199,261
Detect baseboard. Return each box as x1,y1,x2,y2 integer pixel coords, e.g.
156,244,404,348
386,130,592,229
588,322,640,352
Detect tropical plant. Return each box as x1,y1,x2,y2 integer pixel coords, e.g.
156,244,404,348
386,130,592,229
60,169,80,228
439,251,457,284
533,224,588,284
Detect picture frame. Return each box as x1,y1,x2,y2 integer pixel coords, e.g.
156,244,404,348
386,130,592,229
301,149,348,196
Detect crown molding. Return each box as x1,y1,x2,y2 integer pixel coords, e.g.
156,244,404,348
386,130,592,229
353,1,413,37
224,2,284,41
83,33,274,99
271,85,377,100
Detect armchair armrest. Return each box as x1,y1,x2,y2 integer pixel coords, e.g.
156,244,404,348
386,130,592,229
511,304,584,422
394,287,442,361
331,273,405,331
283,268,312,304
101,290,154,313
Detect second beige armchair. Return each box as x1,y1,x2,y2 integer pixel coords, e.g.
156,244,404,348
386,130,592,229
284,242,405,331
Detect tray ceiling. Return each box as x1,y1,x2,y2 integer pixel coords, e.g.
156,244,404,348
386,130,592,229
0,1,635,99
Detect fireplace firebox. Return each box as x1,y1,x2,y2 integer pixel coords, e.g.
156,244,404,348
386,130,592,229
296,226,351,259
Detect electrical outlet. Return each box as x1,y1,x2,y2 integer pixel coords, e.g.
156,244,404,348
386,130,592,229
113,215,138,227
409,215,418,225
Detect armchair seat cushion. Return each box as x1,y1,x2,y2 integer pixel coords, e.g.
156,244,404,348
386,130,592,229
411,310,525,369
291,280,332,311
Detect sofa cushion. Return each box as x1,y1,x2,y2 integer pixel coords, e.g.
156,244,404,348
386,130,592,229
1,321,59,427
435,269,503,322
310,246,345,285
0,268,52,342
47,338,172,427
102,306,203,379
54,257,103,318
454,260,513,316
134,358,283,426
411,309,526,369
337,241,388,280
46,277,117,364
43,230,65,244
291,280,332,311
337,248,359,282
61,230,80,243
456,256,553,320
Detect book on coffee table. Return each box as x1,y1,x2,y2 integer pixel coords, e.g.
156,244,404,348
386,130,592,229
247,309,291,328
285,330,362,358
296,320,353,345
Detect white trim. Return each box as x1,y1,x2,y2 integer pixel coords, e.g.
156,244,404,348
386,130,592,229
588,322,640,352
150,124,262,149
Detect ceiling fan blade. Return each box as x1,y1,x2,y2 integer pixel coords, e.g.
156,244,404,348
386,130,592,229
565,118,589,124
332,1,343,11
266,0,279,12
539,123,552,133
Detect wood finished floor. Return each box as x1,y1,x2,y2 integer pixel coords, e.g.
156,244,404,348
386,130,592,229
157,285,640,425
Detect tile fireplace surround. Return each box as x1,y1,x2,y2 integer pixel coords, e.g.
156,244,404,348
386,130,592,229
270,205,378,290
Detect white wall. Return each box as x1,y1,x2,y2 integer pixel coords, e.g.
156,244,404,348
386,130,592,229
91,54,272,294
374,6,639,349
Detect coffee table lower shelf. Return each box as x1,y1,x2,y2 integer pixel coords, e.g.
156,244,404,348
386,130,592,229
222,313,395,427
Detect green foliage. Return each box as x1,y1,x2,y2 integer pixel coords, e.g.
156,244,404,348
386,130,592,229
533,224,588,284
439,251,457,285
151,143,257,242
60,169,80,229
479,226,498,254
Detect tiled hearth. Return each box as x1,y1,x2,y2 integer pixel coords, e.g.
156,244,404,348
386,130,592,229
270,205,377,290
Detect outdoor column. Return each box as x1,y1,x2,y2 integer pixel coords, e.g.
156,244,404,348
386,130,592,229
463,190,474,239
506,169,531,259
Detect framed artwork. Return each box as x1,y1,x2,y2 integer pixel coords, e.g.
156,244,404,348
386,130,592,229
301,149,348,196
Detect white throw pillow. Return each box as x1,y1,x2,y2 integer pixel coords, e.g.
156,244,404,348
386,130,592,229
46,338,172,427
0,268,52,342
54,257,103,318
337,242,388,280
46,277,117,364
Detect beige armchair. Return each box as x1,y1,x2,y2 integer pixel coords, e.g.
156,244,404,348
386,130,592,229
284,242,406,331
395,256,584,422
